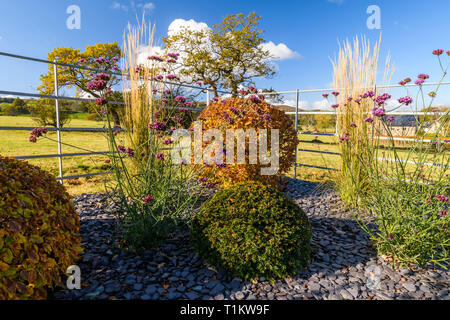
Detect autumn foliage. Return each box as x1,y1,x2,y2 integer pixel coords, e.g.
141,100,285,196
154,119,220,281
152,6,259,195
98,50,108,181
195,97,298,188
0,156,81,299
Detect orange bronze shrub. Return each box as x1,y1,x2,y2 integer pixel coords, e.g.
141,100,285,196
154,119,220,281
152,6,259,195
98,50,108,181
194,97,298,188
0,156,81,299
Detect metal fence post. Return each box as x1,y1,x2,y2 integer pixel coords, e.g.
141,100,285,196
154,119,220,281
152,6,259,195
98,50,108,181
53,60,64,184
294,89,299,179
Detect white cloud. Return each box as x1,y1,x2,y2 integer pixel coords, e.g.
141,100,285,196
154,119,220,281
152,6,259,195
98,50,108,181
167,18,210,36
167,19,299,61
137,2,155,12
111,1,128,11
259,41,301,60
111,1,155,13
137,45,163,65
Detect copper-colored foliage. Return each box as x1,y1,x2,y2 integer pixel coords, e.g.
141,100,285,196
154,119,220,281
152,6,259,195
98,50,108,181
0,156,81,299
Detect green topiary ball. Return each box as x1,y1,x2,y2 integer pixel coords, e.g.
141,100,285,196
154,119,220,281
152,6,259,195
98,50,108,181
0,156,81,299
191,181,312,281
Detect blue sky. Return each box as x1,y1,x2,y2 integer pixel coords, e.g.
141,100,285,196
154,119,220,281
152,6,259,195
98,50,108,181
1,0,450,109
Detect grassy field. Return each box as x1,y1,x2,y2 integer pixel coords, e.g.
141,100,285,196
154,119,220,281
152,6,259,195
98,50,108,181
1,115,448,195
0,116,111,194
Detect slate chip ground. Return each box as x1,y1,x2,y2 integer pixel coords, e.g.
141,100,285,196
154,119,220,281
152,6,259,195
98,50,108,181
49,178,449,300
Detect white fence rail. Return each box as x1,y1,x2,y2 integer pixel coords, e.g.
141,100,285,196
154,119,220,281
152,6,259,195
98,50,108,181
0,51,448,182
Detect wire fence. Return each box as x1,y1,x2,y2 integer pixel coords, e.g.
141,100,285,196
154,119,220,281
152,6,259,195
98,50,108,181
0,50,448,183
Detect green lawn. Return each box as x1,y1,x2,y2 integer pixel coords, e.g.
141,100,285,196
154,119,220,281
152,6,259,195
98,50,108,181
0,116,110,195
1,115,448,195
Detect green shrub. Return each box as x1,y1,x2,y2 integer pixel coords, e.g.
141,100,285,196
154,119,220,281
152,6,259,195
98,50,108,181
2,104,29,116
28,100,71,127
191,182,312,281
0,156,81,299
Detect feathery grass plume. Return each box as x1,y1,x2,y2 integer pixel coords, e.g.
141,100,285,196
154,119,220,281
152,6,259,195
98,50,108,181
121,16,156,159
102,16,208,250
331,35,393,206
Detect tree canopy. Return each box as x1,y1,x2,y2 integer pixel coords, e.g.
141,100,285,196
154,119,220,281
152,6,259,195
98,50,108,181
163,12,275,96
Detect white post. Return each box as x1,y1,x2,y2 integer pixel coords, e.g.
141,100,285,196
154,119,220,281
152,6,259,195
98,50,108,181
294,89,299,179
206,90,210,106
54,60,64,184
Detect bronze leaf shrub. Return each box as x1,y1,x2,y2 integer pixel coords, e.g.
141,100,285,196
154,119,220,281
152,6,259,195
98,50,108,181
194,97,298,188
0,156,81,299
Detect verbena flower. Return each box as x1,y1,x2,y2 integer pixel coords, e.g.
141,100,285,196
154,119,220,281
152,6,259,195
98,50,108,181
435,195,449,203
166,74,178,80
174,96,186,104
148,55,164,62
322,93,329,98
149,121,166,131
104,159,110,164
167,52,179,59
339,132,351,142
418,73,429,80
440,210,448,216
371,107,386,117
364,117,374,123
95,97,108,106
249,95,261,104
163,138,172,145
361,90,375,98
248,86,258,93
331,104,339,109
374,93,391,106
349,122,357,127
156,153,165,161
432,49,444,56
386,115,395,122
332,91,339,97
142,194,154,204
415,79,425,85
117,145,126,153
86,79,107,91
398,96,413,106
126,147,135,158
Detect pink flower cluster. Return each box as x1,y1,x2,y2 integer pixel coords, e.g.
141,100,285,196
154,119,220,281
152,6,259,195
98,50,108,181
371,107,386,117
398,96,413,106
142,194,154,204
29,127,48,143
248,86,258,93
95,97,108,106
86,79,108,91
339,132,351,142
399,77,412,86
249,95,261,104
361,90,375,98
374,93,391,106
148,55,164,62
174,95,186,104
435,195,449,203
149,121,167,131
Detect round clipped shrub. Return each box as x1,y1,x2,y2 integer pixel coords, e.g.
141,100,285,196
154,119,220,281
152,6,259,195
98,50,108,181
194,96,298,188
0,156,81,299
191,181,312,281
